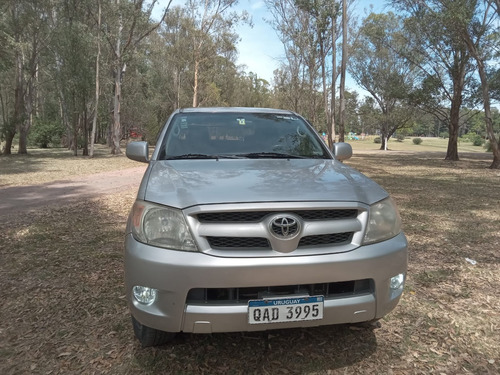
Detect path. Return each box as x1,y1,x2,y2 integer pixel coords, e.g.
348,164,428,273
0,166,147,219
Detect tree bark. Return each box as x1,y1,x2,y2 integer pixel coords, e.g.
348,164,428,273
463,36,500,168
111,63,123,154
192,59,200,107
89,0,101,158
318,36,330,147
445,94,461,161
338,0,347,143
330,15,337,147
444,51,466,161
111,0,123,155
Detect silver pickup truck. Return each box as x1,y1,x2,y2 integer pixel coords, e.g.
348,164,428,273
125,107,408,346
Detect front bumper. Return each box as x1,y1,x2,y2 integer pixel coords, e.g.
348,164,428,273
125,232,408,334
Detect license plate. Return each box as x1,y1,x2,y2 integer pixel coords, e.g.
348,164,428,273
248,295,324,324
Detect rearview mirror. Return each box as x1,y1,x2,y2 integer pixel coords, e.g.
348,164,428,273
126,141,149,163
333,142,352,161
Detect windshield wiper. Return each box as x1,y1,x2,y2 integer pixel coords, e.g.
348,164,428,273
238,152,305,159
165,154,246,160
166,153,219,160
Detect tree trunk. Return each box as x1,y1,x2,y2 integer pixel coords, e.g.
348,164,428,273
89,0,101,158
318,37,330,147
111,0,123,155
3,131,15,155
193,59,200,107
111,64,122,154
470,47,500,168
82,109,89,156
338,0,348,143
18,78,34,154
445,88,462,161
330,14,337,147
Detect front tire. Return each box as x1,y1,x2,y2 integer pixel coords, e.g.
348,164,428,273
131,315,176,347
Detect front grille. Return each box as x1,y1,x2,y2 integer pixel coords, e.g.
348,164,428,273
207,237,270,249
299,232,353,247
207,233,353,250
186,279,373,304
197,209,358,223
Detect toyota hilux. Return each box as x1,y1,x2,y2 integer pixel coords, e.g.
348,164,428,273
125,107,408,346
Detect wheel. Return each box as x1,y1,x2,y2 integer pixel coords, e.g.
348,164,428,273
131,315,176,347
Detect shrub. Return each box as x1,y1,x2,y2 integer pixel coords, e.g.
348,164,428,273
396,134,405,142
472,135,484,146
29,120,64,148
440,132,449,139
374,137,381,144
413,137,423,145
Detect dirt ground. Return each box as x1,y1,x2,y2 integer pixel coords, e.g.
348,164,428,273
1,150,498,374
0,165,146,220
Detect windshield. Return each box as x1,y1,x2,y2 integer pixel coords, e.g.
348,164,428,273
158,112,331,160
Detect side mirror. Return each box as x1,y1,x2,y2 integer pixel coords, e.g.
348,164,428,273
126,141,149,163
333,142,352,161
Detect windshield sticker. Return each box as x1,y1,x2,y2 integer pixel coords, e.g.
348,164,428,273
276,115,297,120
180,117,188,128
237,118,246,125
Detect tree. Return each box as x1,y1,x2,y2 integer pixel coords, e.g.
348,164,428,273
1,0,53,155
89,0,101,158
450,0,500,168
349,12,418,150
103,0,172,155
294,0,339,145
185,0,247,108
391,0,478,161
266,0,341,139
338,0,348,142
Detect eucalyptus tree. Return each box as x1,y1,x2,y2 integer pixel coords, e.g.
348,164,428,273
449,0,500,168
391,0,479,161
267,0,318,116
49,0,96,155
184,0,248,108
266,0,341,139
349,12,418,150
0,0,55,155
101,0,171,155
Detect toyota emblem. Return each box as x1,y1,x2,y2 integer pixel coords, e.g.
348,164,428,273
270,215,300,239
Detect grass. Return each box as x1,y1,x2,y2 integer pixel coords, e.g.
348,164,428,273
0,142,499,374
347,135,491,154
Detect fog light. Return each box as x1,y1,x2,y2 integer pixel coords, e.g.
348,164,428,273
133,286,158,305
390,273,405,290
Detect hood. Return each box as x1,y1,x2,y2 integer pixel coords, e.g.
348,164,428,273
138,159,388,209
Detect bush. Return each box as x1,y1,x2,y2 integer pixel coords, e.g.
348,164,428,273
440,132,449,139
413,137,423,145
29,120,64,148
472,135,484,146
374,137,381,144
396,134,405,142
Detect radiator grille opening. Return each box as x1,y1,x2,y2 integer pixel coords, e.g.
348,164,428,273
206,232,353,250
186,279,373,304
197,209,358,223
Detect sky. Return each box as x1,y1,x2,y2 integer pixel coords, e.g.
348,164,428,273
233,0,387,88
158,0,389,98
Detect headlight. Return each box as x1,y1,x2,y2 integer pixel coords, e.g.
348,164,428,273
363,197,402,244
130,201,198,251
